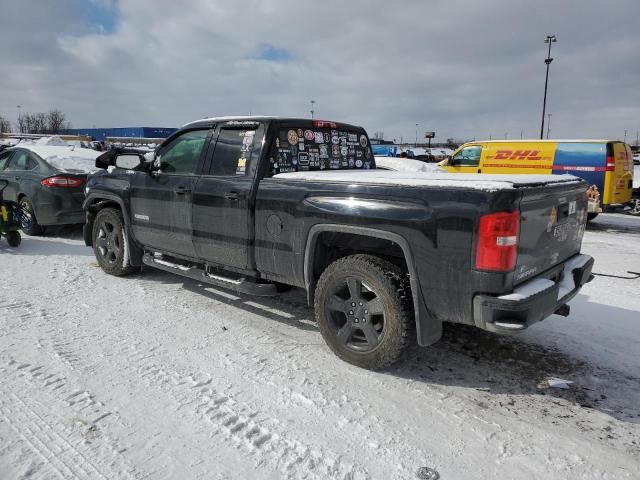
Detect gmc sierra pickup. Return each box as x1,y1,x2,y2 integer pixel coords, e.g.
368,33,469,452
83,117,594,369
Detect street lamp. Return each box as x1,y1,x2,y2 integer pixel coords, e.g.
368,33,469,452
540,35,557,140
546,113,552,139
16,105,21,132
415,124,419,145
310,100,315,120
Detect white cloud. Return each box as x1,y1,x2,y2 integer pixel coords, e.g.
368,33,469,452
2,0,639,142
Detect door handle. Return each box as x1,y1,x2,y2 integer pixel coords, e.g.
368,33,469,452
174,186,192,195
14,176,20,181
224,191,239,200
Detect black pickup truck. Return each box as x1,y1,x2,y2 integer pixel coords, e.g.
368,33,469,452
83,117,594,369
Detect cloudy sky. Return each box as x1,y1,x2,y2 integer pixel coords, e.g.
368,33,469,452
1,0,639,143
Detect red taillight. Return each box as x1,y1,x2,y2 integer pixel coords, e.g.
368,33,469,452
312,120,339,129
605,155,616,172
475,211,520,271
40,176,85,188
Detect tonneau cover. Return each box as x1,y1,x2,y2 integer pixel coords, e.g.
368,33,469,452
274,170,582,192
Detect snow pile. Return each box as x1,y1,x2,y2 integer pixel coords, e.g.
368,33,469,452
34,136,68,146
23,145,101,173
375,156,444,173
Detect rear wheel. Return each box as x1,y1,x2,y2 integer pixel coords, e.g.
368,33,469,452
314,254,412,370
6,231,21,247
19,197,44,236
92,208,136,276
587,212,599,221
629,197,640,216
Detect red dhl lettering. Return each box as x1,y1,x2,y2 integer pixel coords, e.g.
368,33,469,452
493,150,542,160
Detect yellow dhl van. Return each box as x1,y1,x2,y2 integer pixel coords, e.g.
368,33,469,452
439,140,634,218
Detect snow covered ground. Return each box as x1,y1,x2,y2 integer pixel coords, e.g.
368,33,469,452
1,214,639,480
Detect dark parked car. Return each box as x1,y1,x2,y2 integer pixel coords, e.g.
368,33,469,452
84,116,594,369
0,144,100,234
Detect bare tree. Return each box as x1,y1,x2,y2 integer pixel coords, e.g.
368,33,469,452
18,114,26,133
16,109,71,134
47,109,67,134
0,116,11,133
34,112,48,133
22,113,36,133
373,131,385,140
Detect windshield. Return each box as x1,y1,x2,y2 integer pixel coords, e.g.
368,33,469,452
269,126,374,176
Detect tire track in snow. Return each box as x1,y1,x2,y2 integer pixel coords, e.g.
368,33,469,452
68,333,369,480
0,391,132,480
1,358,143,480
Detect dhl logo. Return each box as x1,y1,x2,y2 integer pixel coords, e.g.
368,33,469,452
493,150,542,160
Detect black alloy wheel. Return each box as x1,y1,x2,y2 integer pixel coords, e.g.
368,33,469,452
315,254,412,370
92,208,136,276
326,276,386,352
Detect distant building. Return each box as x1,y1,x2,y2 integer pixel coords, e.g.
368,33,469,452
63,127,177,141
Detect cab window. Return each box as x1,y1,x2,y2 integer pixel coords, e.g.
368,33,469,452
210,128,258,176
451,146,482,167
156,129,209,174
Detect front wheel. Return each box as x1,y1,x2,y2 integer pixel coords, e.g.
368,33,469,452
6,231,21,247
629,197,640,216
314,254,412,370
92,208,136,276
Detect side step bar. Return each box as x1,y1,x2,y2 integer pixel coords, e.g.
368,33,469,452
142,253,277,296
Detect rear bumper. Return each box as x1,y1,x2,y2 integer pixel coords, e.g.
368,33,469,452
473,254,594,334
35,190,85,226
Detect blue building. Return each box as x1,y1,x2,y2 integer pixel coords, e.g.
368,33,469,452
64,127,177,141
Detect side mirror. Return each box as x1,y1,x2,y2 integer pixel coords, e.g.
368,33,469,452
115,154,144,170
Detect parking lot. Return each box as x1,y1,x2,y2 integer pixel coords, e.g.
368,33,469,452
0,214,638,480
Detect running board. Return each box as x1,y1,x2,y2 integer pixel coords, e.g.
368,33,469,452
142,253,277,296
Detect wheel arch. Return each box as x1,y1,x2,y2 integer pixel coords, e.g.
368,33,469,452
83,192,142,265
303,224,442,346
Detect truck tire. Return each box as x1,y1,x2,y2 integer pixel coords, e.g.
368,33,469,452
314,254,412,370
629,197,640,216
19,197,44,236
92,208,136,276
6,231,21,247
587,212,599,221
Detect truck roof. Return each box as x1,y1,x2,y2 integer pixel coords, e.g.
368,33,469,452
181,116,364,130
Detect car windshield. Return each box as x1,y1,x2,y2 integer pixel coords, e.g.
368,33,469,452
269,126,374,176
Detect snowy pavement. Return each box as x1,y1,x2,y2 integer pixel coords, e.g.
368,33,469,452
1,215,639,480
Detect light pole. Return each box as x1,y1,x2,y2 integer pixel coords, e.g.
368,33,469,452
546,113,552,139
310,100,315,120
16,105,21,132
540,35,556,140
415,124,419,145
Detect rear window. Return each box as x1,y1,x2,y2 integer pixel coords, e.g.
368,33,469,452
45,155,97,173
269,126,374,176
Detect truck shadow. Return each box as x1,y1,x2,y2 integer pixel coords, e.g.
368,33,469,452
587,214,640,235
137,270,639,425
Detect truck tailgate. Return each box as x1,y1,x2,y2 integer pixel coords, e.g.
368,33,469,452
514,181,588,285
